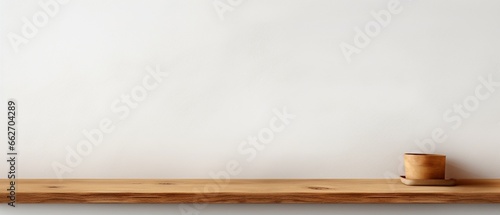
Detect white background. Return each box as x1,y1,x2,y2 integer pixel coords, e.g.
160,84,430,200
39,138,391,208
1,0,500,214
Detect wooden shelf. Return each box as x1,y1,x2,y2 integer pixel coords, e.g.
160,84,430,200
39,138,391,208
2,179,500,203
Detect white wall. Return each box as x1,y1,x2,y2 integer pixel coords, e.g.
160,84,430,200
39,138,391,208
1,0,500,214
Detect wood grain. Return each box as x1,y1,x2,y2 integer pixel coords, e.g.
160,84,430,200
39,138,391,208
1,179,500,203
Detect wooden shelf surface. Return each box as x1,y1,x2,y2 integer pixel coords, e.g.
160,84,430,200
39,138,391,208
2,179,500,203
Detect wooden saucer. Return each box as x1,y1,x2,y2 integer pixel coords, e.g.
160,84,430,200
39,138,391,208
400,176,457,186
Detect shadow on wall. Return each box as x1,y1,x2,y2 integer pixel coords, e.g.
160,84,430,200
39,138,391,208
446,158,488,179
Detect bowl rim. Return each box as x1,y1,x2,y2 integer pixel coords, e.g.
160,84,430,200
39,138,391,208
404,153,446,157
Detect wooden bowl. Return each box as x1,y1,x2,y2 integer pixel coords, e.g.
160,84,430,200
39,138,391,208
404,153,446,180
